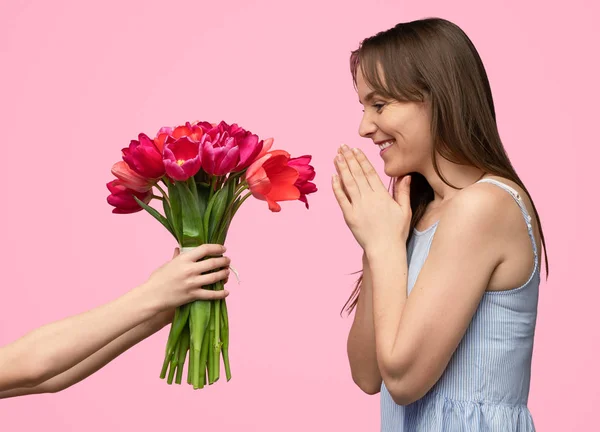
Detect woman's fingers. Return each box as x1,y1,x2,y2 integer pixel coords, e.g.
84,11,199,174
194,268,231,287
184,244,226,262
335,153,360,201
193,256,231,274
332,174,352,214
340,145,372,191
351,148,387,193
394,175,412,207
193,287,230,301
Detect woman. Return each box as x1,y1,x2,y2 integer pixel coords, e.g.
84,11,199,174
333,18,547,431
0,244,230,398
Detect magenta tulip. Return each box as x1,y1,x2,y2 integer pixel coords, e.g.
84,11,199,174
288,156,317,208
122,133,165,179
199,121,262,175
106,180,152,214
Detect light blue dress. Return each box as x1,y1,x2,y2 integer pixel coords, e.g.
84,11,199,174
381,178,539,431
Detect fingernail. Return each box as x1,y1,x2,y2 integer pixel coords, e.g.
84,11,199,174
352,148,360,154
336,154,344,162
341,144,349,150
224,290,230,296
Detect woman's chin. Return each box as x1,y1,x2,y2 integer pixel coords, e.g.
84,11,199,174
383,164,410,179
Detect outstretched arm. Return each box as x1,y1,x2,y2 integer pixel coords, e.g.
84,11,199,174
0,309,172,398
0,244,230,395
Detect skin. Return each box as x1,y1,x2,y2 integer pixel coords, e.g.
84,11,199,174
335,68,541,404
0,244,231,398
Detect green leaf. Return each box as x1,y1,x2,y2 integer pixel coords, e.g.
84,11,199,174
208,186,230,242
175,181,203,246
196,181,211,221
202,192,218,241
163,197,173,227
134,197,176,239
167,181,183,243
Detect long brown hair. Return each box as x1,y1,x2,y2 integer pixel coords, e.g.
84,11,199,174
342,17,549,315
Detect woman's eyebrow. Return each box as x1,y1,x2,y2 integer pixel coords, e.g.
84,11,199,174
359,91,382,105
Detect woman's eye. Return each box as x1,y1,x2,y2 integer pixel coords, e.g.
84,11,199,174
373,103,385,111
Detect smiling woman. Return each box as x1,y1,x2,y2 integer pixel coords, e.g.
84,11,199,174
333,17,547,432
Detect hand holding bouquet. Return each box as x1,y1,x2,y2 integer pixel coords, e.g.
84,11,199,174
107,121,317,389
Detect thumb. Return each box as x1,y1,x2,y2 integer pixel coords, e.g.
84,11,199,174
394,175,412,206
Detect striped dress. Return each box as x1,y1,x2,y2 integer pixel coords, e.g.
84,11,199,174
380,178,539,431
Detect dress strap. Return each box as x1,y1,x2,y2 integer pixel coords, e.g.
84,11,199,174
476,178,539,271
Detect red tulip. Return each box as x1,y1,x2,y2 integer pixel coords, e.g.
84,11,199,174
172,122,204,142
154,122,204,154
106,180,152,214
122,133,165,179
110,161,153,193
245,150,300,212
163,136,202,181
154,127,173,152
288,156,317,209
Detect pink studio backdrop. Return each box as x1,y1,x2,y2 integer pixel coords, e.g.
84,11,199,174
0,1,597,431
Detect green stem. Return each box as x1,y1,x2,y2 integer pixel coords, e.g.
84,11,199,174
213,191,252,243
187,328,194,385
221,299,231,381
199,324,210,388
190,300,211,389
233,191,252,214
167,338,181,385
207,301,216,384
212,296,221,383
175,326,190,385
160,304,190,379
155,182,170,205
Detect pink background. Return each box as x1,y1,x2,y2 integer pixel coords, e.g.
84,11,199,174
0,0,598,431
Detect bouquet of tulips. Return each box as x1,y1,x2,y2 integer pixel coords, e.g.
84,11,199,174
106,121,317,389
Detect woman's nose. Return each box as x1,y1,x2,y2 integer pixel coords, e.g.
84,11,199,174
358,113,377,138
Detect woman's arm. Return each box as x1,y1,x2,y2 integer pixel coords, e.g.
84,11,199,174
366,187,510,405
0,310,172,398
347,252,382,394
0,244,230,393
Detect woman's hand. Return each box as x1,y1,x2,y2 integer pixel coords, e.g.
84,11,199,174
332,145,412,254
138,244,231,313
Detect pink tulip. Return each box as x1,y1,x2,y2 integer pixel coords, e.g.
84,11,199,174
106,180,152,214
163,136,202,181
288,156,317,208
199,121,262,175
110,161,153,193
122,133,165,179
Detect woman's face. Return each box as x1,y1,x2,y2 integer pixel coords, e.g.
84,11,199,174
356,67,433,178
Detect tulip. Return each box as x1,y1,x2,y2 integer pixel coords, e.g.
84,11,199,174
245,150,300,212
199,121,262,175
106,180,152,214
163,136,202,181
122,133,165,179
110,161,153,193
172,122,204,141
288,156,318,208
